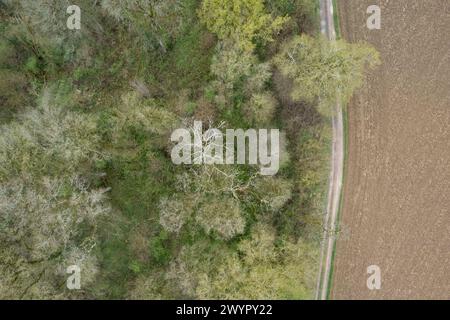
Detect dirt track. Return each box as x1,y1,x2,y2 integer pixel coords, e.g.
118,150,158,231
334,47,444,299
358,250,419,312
316,0,344,300
332,0,450,299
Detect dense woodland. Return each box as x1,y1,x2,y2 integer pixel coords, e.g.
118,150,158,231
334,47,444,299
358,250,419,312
0,0,378,299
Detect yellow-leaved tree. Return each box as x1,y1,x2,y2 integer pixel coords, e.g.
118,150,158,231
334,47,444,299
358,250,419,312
199,0,289,52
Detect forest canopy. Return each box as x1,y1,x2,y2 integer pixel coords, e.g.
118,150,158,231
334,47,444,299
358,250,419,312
0,0,378,299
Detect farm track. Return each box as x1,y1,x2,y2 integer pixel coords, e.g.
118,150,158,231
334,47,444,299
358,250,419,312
332,0,450,299
316,0,344,300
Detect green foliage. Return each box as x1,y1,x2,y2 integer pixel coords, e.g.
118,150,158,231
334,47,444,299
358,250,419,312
196,196,245,240
0,0,346,300
210,42,257,94
128,260,142,274
244,92,277,126
127,273,166,299
170,24,216,90
24,55,40,74
101,0,184,52
0,33,29,118
0,89,109,298
195,224,318,299
165,239,233,298
274,35,380,113
208,40,271,120
0,69,28,116
275,118,332,241
149,230,171,265
120,92,179,136
159,195,195,234
254,177,293,212
3,0,91,67
0,37,15,66
95,226,133,298
266,0,318,33
0,88,100,179
199,0,289,51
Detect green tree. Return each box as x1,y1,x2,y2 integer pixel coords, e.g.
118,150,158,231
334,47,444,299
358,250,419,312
196,223,318,299
195,196,245,240
101,0,184,52
274,35,380,112
209,41,271,108
0,88,109,298
253,176,293,212
158,195,195,234
244,92,277,126
266,0,318,33
2,0,98,65
199,0,289,51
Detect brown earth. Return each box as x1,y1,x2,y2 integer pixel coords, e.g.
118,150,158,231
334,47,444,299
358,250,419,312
332,0,450,299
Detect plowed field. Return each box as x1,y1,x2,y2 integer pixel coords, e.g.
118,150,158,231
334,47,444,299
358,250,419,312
332,0,450,299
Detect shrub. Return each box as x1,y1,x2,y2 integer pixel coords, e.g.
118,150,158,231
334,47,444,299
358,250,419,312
149,230,171,265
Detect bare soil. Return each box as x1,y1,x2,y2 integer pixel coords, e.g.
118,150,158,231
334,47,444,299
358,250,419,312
332,0,450,299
